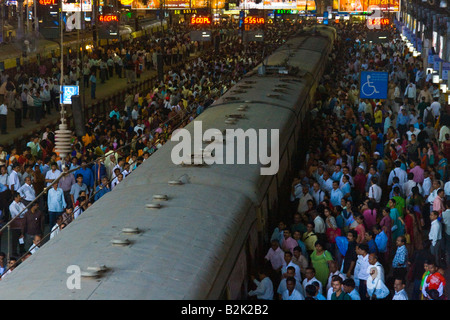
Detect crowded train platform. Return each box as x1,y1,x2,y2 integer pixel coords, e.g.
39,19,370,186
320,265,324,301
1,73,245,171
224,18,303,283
0,13,448,302
251,22,450,301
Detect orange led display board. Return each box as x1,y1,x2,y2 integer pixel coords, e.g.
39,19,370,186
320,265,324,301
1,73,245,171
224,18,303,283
190,16,211,24
244,17,265,24
367,18,390,25
99,14,119,22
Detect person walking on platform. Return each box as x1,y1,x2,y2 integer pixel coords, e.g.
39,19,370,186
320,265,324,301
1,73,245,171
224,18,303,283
89,72,97,100
0,98,7,134
10,92,23,128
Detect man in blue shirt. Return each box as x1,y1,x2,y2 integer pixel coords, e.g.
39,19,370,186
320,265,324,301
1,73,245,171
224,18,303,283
248,269,274,300
330,181,344,207
392,235,408,281
343,278,361,300
396,108,409,137
91,158,107,186
47,183,66,230
94,176,111,201
75,160,94,191
373,224,388,266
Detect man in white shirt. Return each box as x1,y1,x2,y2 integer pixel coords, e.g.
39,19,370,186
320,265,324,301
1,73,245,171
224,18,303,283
9,191,27,255
302,267,322,294
281,251,301,283
0,101,7,134
45,162,61,187
312,210,326,235
392,278,408,300
248,270,274,300
297,185,313,214
111,173,123,190
430,97,441,119
311,182,325,206
368,176,382,204
387,161,407,187
422,170,432,197
277,266,305,298
17,176,36,206
357,244,370,300
8,163,21,192
264,240,285,272
403,172,423,198
429,210,443,266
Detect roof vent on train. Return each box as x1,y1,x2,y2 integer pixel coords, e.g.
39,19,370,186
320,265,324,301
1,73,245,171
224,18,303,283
122,227,140,234
168,180,184,186
153,194,169,201
232,89,247,94
224,96,240,102
111,238,131,246
146,203,162,209
244,80,256,84
237,104,248,111
272,88,288,94
267,93,282,99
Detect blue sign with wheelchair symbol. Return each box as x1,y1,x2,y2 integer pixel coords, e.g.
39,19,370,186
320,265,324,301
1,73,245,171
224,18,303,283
359,71,388,100
60,85,79,105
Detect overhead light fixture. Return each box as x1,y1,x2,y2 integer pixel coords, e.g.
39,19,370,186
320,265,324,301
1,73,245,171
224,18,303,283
440,84,447,93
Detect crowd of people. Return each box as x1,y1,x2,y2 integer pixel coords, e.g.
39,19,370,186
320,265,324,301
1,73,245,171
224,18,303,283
250,22,449,301
0,22,299,278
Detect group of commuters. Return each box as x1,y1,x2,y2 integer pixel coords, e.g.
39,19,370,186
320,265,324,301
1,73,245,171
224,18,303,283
250,21,449,301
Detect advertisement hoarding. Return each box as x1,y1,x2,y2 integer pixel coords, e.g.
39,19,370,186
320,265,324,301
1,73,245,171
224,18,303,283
239,0,315,10
339,0,399,12
62,0,92,11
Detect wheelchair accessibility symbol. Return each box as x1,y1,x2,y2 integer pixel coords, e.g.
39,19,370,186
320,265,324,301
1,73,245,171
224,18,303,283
61,85,79,105
361,75,379,97
359,71,388,100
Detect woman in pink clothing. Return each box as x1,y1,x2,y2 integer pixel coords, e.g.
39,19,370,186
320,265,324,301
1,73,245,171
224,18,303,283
361,199,378,231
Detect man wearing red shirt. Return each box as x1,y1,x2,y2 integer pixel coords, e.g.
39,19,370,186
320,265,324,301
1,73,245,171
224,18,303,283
422,262,446,300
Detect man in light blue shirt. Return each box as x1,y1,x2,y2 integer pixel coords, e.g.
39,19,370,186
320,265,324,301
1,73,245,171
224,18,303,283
392,278,408,300
281,277,305,300
277,266,305,298
373,225,388,265
330,181,344,207
343,278,361,300
248,270,273,300
47,184,66,230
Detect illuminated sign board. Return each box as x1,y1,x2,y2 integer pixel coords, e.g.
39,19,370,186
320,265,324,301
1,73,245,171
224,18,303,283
62,0,92,12
367,18,390,26
190,16,211,24
174,9,198,14
240,0,315,10
120,0,133,4
99,14,119,22
39,0,57,5
274,9,299,14
339,0,399,12
244,16,264,24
